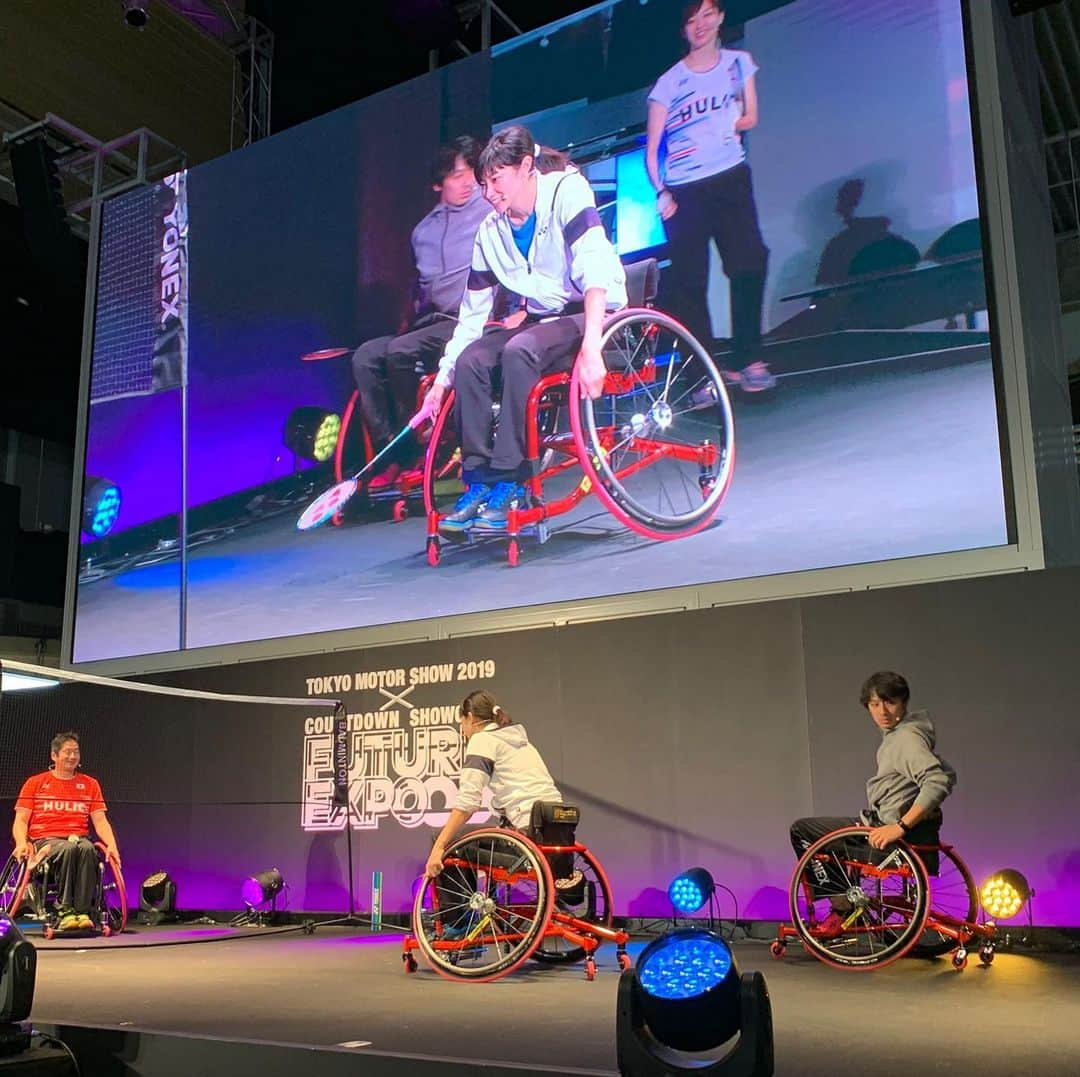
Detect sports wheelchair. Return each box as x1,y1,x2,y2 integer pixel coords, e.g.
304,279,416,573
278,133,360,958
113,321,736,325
421,258,736,566
771,825,995,971
0,841,128,938
402,803,630,982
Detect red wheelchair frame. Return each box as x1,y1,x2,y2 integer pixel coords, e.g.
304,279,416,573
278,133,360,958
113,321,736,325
402,826,630,983
771,825,995,971
0,841,128,939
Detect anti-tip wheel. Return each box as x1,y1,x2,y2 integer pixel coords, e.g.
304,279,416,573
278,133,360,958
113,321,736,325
584,958,597,981
617,951,632,971
770,941,786,959
507,539,520,567
426,538,441,567
393,500,408,523
403,954,418,974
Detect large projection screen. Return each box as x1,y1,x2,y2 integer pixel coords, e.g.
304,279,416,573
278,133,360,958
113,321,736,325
65,0,1057,673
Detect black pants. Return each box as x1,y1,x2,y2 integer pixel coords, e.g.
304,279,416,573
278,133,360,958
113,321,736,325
351,318,457,457
453,315,585,482
35,836,98,914
789,813,942,901
662,162,769,363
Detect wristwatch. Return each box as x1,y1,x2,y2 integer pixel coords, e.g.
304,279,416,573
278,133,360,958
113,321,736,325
896,819,911,833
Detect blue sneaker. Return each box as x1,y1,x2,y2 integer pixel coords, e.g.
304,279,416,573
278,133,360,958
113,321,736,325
472,482,527,531
439,482,491,534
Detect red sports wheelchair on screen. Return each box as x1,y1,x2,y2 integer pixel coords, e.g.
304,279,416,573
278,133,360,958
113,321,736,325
402,803,630,982
771,824,996,971
315,259,736,564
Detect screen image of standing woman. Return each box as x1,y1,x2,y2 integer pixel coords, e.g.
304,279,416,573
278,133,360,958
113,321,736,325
646,0,774,393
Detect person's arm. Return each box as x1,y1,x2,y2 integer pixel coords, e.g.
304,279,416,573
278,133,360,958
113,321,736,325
577,287,609,400
425,807,474,878
415,239,496,423
12,808,31,861
734,73,759,132
90,810,121,865
868,733,955,849
646,100,677,222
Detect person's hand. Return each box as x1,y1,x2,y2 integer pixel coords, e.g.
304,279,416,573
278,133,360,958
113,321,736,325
105,844,121,867
501,308,528,330
576,338,607,400
425,848,445,878
412,383,446,428
734,115,755,133
13,841,31,862
868,823,905,850
657,188,678,221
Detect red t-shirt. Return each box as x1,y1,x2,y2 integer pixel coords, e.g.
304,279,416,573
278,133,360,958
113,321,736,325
15,771,107,841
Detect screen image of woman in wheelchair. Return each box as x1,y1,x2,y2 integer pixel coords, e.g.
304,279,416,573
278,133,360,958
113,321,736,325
406,689,627,980
779,671,991,970
6,731,124,936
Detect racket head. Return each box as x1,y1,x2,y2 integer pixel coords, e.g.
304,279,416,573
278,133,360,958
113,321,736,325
297,478,358,531
301,347,350,362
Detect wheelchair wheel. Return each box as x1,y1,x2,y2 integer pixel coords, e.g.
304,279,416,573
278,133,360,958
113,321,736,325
96,845,128,935
569,309,734,541
790,826,930,970
531,847,614,965
411,828,554,981
422,388,465,520
910,844,978,958
0,854,30,918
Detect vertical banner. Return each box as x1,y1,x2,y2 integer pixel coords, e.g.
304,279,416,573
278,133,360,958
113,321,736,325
332,705,349,808
371,870,383,932
152,170,188,392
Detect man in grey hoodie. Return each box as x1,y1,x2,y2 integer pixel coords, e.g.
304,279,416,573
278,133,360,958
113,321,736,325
350,135,493,491
789,670,956,878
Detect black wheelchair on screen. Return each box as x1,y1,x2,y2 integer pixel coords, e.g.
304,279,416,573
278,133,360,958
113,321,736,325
0,842,128,938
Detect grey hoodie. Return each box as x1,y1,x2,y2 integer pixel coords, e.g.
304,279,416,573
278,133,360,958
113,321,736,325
410,188,493,320
865,709,956,823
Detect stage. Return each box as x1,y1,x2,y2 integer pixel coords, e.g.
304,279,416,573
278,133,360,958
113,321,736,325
24,924,1080,1075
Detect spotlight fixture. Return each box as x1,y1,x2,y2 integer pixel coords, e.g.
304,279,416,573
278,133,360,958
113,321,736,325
122,0,150,28
241,868,284,910
979,869,1032,921
81,477,122,538
668,867,715,915
617,927,773,1076
0,917,36,1024
138,871,178,925
283,407,342,463
0,670,59,693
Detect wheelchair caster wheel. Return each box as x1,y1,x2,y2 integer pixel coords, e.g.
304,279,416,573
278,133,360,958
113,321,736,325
584,958,597,981
303,919,316,936
952,948,968,971
44,926,55,940
403,954,418,974
507,539,519,567
617,951,632,971
426,538,441,567
979,946,994,966
393,499,408,523
101,924,112,938
770,941,786,959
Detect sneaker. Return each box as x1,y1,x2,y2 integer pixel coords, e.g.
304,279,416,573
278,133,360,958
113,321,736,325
438,483,491,534
367,462,402,493
57,912,81,933
739,360,777,393
472,482,526,532
76,913,94,930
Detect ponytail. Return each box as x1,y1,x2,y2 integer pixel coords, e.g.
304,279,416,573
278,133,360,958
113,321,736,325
460,689,511,727
477,125,570,183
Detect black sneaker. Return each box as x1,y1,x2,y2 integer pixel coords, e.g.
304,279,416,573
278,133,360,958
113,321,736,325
439,482,491,534
472,482,526,531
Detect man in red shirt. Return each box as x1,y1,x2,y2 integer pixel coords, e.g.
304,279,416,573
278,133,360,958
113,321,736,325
12,731,121,933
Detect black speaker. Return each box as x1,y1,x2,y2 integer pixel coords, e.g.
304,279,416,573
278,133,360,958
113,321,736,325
1009,0,1060,14
0,919,37,1024
7,137,80,281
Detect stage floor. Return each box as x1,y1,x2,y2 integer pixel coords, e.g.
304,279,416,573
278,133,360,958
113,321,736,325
28,926,1080,1075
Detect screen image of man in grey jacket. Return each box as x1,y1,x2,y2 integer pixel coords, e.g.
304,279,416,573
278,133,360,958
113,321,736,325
350,135,494,492
788,670,956,916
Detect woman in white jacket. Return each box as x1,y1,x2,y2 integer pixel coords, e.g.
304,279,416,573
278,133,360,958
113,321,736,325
415,125,627,534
